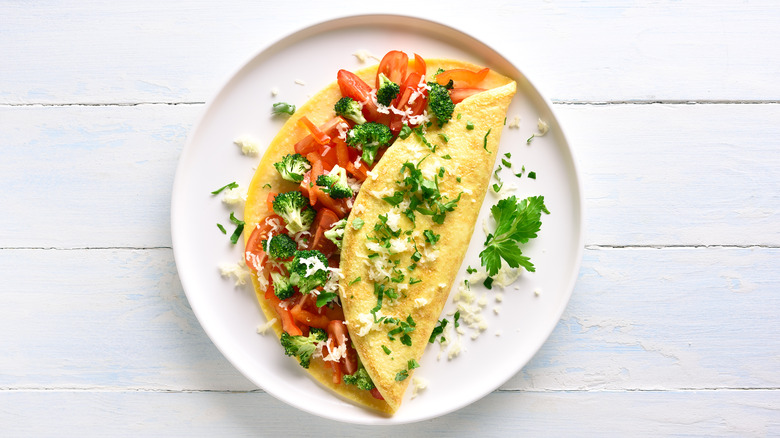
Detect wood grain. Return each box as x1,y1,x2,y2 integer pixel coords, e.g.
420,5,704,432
1,2,779,104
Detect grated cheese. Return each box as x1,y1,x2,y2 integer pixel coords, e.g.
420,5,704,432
234,136,260,156
219,259,252,286
256,318,277,335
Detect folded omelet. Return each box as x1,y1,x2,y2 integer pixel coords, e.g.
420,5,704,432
245,58,516,414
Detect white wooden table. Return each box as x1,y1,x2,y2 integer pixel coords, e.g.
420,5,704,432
3,2,779,436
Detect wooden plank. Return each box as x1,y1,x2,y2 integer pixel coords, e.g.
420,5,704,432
1,103,778,248
1,247,776,392
0,389,777,436
1,2,779,104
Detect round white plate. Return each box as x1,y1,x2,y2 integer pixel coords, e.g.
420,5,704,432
171,14,583,425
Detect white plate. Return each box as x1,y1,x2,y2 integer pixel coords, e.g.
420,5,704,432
171,14,583,425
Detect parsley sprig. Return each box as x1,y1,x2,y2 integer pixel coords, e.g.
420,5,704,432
479,196,549,276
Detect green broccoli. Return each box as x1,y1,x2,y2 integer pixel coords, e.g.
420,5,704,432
270,271,295,300
376,73,400,106
346,122,393,166
273,153,311,183
289,249,330,294
315,166,353,199
334,97,367,125
324,219,346,249
262,233,297,260
280,327,327,368
342,366,376,391
272,191,316,234
427,81,455,126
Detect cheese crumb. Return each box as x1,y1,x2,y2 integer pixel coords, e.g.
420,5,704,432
219,259,252,286
294,79,306,86
256,318,277,334
234,136,260,156
410,376,429,399
507,115,521,128
534,288,541,297
222,185,248,206
495,330,503,337
353,49,380,63
271,87,279,97
366,170,379,180
414,297,429,308
537,118,549,136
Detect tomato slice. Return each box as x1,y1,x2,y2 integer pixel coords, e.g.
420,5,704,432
269,294,302,336
450,87,487,104
436,67,489,88
337,69,371,101
411,53,426,78
377,50,408,87
308,208,340,257
294,117,348,155
244,215,283,271
291,294,330,329
298,116,331,146
328,320,358,375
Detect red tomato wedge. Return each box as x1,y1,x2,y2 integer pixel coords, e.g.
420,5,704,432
269,294,302,336
450,87,487,104
328,320,358,375
436,67,490,88
377,50,408,86
411,53,426,77
294,117,347,155
308,208,340,257
370,388,384,400
337,69,371,101
244,214,284,272
307,153,324,206
298,116,331,145
291,294,330,329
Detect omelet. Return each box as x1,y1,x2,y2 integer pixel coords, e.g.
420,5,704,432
244,57,516,414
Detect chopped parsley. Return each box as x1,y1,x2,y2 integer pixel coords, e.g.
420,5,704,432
483,128,492,152
399,124,412,139
211,181,238,195
229,212,244,244
466,266,477,274
483,277,494,289
441,154,452,160
349,277,361,285
466,121,475,130
501,158,512,168
216,223,226,234
528,171,537,179
316,292,338,307
423,229,440,245
429,318,449,343
382,345,392,355
271,102,296,116
262,183,272,189
438,133,449,143
413,127,436,152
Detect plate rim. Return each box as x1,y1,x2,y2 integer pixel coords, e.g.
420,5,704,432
171,12,585,425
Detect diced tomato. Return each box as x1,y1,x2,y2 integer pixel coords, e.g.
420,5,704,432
298,116,331,145
269,294,302,336
390,72,426,132
244,215,284,272
370,388,384,400
333,138,350,170
316,142,339,171
291,294,330,329
436,67,490,88
315,190,348,218
328,320,358,375
450,87,487,104
377,50,408,86
308,208,340,257
411,53,426,78
307,153,323,206
294,117,348,155
266,191,277,213
323,342,343,384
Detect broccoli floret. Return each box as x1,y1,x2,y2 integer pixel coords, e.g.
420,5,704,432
346,122,393,166
343,366,376,391
315,166,353,199
289,250,330,294
270,271,295,300
280,327,327,368
334,97,367,125
324,219,346,250
427,81,455,126
272,191,316,234
273,153,311,183
262,234,297,260
376,73,400,106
